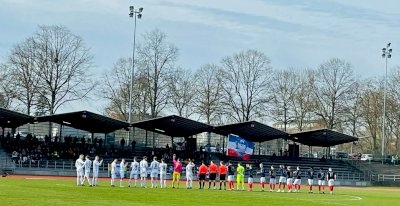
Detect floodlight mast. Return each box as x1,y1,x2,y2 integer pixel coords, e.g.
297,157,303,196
381,42,392,164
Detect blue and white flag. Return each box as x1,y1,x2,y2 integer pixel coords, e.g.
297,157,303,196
227,134,255,160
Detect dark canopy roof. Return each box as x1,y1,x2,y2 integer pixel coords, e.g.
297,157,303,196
35,111,130,134
214,121,289,142
131,115,213,137
0,107,34,128
289,129,358,147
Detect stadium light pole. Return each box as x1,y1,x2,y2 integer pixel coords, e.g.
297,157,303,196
127,6,143,144
381,43,392,164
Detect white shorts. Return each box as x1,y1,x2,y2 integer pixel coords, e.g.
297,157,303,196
111,173,117,179
77,170,83,177
130,173,138,179
151,172,159,178
286,178,293,185
84,171,90,177
279,176,286,183
228,175,234,182
120,172,125,179
269,178,276,184
186,173,193,180
260,177,266,183
294,179,301,185
140,172,147,178
328,179,334,186
318,180,325,186
160,173,166,179
93,172,99,178
308,179,313,185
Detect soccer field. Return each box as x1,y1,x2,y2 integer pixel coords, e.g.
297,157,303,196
0,176,399,206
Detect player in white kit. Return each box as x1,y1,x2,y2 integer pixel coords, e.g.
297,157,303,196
186,159,195,189
120,159,128,187
83,155,92,186
128,157,140,187
75,154,85,186
110,159,118,187
92,156,103,186
140,156,148,188
150,156,160,188
159,158,168,188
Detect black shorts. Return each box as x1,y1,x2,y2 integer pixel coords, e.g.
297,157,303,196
219,174,226,181
210,173,217,180
199,174,206,180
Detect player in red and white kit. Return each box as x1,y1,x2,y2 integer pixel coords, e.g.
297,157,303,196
326,168,337,195
269,166,277,192
317,167,326,194
258,163,267,191
286,166,293,192
293,166,302,192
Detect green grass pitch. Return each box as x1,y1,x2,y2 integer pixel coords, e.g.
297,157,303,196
0,177,399,206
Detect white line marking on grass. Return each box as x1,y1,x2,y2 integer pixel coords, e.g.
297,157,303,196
343,195,362,201
25,178,56,180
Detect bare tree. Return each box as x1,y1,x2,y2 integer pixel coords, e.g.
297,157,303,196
137,29,178,118
220,49,272,122
291,69,316,131
167,68,195,118
193,64,224,124
30,25,95,115
102,57,151,121
7,37,39,115
359,79,382,154
0,64,16,109
313,58,355,129
386,66,400,154
269,69,298,132
102,58,131,121
341,80,364,137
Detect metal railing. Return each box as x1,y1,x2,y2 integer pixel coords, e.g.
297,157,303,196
377,174,400,182
14,160,107,171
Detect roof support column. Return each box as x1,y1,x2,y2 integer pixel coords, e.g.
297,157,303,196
222,135,226,156
145,130,148,148
258,142,261,155
59,124,63,141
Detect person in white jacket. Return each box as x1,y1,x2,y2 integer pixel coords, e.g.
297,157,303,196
83,155,92,186
75,154,85,186
139,156,148,188
119,159,128,187
110,159,118,187
150,156,160,188
92,156,103,186
128,157,140,187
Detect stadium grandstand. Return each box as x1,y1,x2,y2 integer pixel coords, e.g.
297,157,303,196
0,107,384,186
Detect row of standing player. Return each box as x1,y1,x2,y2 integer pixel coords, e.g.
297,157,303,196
76,154,337,194
74,154,103,187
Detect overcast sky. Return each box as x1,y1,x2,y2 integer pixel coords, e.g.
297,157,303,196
1,0,399,114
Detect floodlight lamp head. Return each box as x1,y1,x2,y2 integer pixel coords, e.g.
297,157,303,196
129,13,133,18
130,6,134,12
388,54,392,58
387,43,391,47
139,7,143,12
382,53,386,58
382,48,386,53
138,13,142,19
388,48,393,53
